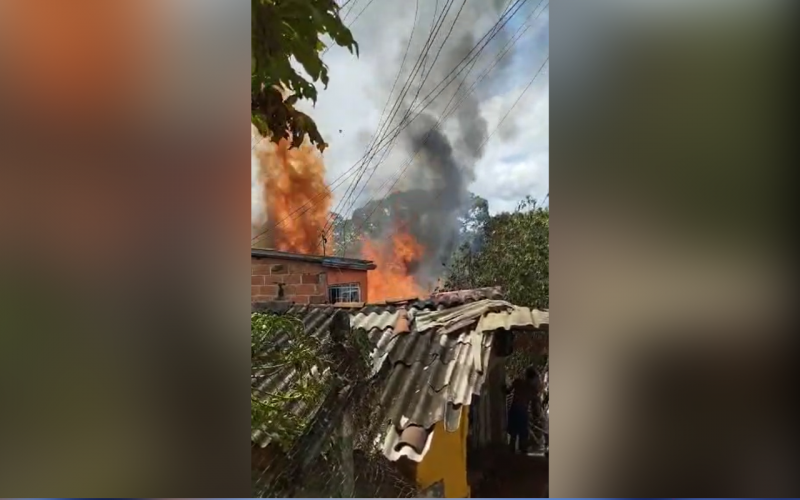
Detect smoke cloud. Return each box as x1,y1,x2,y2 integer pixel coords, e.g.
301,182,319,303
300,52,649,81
250,0,543,286
355,0,524,285
251,126,268,239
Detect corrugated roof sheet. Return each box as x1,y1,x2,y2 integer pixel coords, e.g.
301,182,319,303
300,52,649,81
251,247,376,270
251,303,347,449
347,289,548,462
251,287,549,464
357,286,506,310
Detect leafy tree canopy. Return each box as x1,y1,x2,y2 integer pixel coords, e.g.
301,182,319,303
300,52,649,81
444,196,549,309
457,193,491,250
252,0,358,152
251,312,327,449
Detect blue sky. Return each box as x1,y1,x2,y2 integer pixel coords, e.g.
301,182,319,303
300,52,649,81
293,0,550,215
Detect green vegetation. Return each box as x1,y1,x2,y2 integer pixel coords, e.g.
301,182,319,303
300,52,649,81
252,0,358,151
251,309,373,449
443,195,549,386
444,196,549,310
251,312,328,448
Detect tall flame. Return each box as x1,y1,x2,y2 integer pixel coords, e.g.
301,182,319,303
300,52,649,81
361,227,425,302
252,127,331,255
252,125,429,303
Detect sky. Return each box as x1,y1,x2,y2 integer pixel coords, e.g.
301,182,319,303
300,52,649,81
295,0,550,216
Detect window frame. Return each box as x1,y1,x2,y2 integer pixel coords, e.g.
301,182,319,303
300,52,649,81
328,282,362,304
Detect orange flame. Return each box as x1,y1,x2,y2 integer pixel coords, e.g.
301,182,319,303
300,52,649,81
253,137,332,255
362,227,425,302
252,127,427,303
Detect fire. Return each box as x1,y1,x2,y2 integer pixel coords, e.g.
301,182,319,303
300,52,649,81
252,128,332,255
251,125,428,303
362,227,425,302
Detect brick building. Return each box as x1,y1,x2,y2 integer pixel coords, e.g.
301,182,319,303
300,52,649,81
251,248,376,304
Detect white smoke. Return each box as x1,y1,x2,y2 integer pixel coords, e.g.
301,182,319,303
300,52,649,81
251,124,268,238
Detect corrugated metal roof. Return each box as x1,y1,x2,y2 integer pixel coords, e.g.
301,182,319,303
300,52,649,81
251,288,549,463
347,290,548,462
360,286,506,310
251,302,348,449
469,354,508,451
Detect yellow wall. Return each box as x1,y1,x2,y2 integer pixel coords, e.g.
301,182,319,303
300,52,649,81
415,407,470,498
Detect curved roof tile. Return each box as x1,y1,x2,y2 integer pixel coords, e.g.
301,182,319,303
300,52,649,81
251,287,548,463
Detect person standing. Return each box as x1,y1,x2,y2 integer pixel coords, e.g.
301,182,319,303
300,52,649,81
504,367,541,453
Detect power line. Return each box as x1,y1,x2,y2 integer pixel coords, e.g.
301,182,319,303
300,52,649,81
340,0,548,239
364,0,518,162
325,0,445,243
332,0,532,238
350,56,550,244
329,0,466,237
345,0,377,26
372,0,466,149
343,55,549,255
251,0,530,243
352,0,532,164
322,0,375,58
475,57,548,155
443,1,547,119
337,1,547,254
258,0,450,246
327,0,448,232
339,0,356,18
258,0,489,243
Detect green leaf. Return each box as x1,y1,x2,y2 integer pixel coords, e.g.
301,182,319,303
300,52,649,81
442,195,549,309
252,0,359,151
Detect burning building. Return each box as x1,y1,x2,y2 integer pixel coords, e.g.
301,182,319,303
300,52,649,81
251,131,437,304
251,247,375,304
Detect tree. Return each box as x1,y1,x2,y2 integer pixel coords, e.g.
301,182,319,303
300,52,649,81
330,191,490,260
251,312,327,451
329,212,365,257
251,310,375,497
444,196,549,309
456,193,490,251
444,196,549,450
252,0,358,152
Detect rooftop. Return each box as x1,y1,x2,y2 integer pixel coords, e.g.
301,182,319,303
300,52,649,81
251,247,377,271
251,287,548,463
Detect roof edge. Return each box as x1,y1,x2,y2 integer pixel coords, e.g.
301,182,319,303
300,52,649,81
251,248,376,270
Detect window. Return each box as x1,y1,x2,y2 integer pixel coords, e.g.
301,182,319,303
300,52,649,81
328,283,361,303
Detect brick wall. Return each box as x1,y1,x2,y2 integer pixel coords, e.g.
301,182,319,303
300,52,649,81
325,268,369,298
251,256,369,304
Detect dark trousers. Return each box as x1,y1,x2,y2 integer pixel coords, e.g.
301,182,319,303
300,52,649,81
507,404,529,453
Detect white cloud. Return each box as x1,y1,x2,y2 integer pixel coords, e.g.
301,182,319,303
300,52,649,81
473,77,549,214
295,0,549,217
251,126,267,233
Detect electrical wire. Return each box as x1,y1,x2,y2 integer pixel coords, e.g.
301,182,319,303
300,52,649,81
251,0,530,243
328,0,467,241
321,0,458,238
325,0,446,234
343,56,549,255
331,0,528,237
345,0,377,27
337,2,547,253
322,0,375,58
337,0,547,248
339,0,357,20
